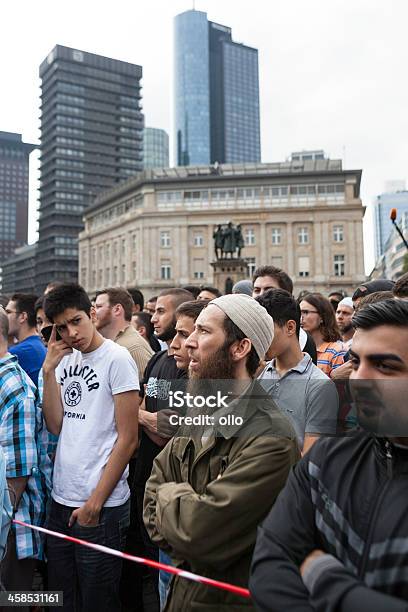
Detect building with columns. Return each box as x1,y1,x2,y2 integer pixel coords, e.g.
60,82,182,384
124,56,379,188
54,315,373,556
78,157,365,297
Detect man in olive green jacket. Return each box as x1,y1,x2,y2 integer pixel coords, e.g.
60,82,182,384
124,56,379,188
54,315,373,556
144,294,299,611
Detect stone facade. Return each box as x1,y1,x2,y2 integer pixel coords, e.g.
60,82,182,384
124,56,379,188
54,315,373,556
79,159,365,298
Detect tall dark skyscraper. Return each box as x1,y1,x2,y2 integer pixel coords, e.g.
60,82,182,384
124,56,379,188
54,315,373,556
0,132,36,268
36,45,143,291
174,10,261,167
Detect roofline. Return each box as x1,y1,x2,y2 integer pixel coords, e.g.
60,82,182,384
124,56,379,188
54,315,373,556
85,165,362,216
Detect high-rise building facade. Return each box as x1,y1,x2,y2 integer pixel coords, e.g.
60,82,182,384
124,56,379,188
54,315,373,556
143,128,169,169
0,132,36,271
373,186,408,261
174,10,261,167
36,45,143,292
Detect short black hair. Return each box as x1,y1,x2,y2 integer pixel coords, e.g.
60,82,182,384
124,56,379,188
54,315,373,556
352,299,408,330
44,283,92,322
198,286,222,298
11,293,38,328
34,296,45,316
127,287,144,311
134,311,154,338
176,300,207,321
252,265,293,294
256,289,301,338
182,285,201,299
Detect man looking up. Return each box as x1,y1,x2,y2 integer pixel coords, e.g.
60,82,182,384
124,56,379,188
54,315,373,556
42,283,140,611
336,297,355,349
94,287,153,381
144,294,298,611
6,293,46,386
250,299,408,611
257,289,338,454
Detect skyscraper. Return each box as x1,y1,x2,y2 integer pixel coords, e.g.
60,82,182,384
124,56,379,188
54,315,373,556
143,128,169,169
36,45,143,291
174,10,261,167
373,185,408,261
0,132,36,269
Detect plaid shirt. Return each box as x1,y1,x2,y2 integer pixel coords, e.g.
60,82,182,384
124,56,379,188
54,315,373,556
0,353,51,559
317,341,346,378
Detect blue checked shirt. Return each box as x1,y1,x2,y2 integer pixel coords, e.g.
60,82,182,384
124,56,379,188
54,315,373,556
0,353,52,560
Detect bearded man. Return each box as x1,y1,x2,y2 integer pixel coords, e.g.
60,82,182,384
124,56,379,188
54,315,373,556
143,294,299,611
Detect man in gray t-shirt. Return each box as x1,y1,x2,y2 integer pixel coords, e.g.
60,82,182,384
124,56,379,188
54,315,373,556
256,289,339,453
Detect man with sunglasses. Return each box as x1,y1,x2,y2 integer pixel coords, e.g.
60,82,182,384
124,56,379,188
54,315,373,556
5,293,46,387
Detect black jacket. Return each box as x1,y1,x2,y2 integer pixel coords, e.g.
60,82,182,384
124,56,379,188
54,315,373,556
250,432,408,611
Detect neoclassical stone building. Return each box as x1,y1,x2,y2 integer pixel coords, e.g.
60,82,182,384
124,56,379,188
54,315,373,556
79,158,365,297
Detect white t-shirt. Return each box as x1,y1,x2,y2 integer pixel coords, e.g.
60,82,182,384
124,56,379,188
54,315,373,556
53,339,139,507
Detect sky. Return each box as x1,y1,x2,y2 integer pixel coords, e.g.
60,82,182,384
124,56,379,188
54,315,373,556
2,0,408,273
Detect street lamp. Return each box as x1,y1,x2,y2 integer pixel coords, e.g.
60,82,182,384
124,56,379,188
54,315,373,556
390,208,408,250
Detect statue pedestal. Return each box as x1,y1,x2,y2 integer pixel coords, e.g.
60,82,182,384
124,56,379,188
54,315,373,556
211,258,249,294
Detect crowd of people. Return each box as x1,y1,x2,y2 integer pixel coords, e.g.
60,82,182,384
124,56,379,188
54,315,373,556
0,264,408,611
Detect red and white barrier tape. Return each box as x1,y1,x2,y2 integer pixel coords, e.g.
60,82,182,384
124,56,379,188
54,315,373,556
13,519,251,599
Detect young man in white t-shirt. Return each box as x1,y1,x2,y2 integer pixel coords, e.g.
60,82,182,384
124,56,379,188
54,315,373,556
42,283,139,611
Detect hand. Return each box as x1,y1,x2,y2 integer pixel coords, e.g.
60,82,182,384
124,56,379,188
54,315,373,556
43,325,72,372
300,549,325,577
330,360,353,380
139,409,158,432
69,500,101,527
157,409,179,437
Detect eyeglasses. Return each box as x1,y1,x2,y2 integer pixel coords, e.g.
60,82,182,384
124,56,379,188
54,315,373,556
300,309,319,316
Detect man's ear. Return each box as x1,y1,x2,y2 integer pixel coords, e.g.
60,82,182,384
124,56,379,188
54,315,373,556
230,338,252,362
286,319,297,337
90,306,97,323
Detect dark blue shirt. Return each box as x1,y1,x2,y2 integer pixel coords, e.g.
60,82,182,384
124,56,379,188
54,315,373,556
9,335,46,387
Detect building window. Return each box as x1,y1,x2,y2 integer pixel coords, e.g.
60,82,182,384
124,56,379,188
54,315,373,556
161,264,171,280
113,266,118,284
333,225,344,242
132,234,137,251
246,257,256,276
132,261,137,278
245,228,255,246
193,271,204,279
271,227,281,245
121,264,126,283
121,239,126,255
334,254,345,277
160,231,171,248
194,234,204,247
298,256,310,277
298,227,309,245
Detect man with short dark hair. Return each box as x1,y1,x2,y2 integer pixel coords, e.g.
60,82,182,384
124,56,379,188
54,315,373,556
144,296,158,316
94,287,153,380
127,287,144,313
144,294,298,611
6,293,46,386
132,311,161,352
250,299,408,611
252,265,293,296
42,283,140,611
252,270,317,364
257,289,338,454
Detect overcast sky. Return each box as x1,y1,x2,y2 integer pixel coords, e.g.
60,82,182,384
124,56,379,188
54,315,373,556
2,0,408,273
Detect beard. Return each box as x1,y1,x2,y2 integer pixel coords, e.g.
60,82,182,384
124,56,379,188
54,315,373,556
156,317,177,341
189,341,235,380
339,323,353,334
95,312,112,331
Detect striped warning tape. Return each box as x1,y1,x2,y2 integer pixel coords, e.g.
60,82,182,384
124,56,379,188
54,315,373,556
13,519,251,599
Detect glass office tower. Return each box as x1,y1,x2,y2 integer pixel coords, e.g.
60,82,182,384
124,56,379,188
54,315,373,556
174,10,261,166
